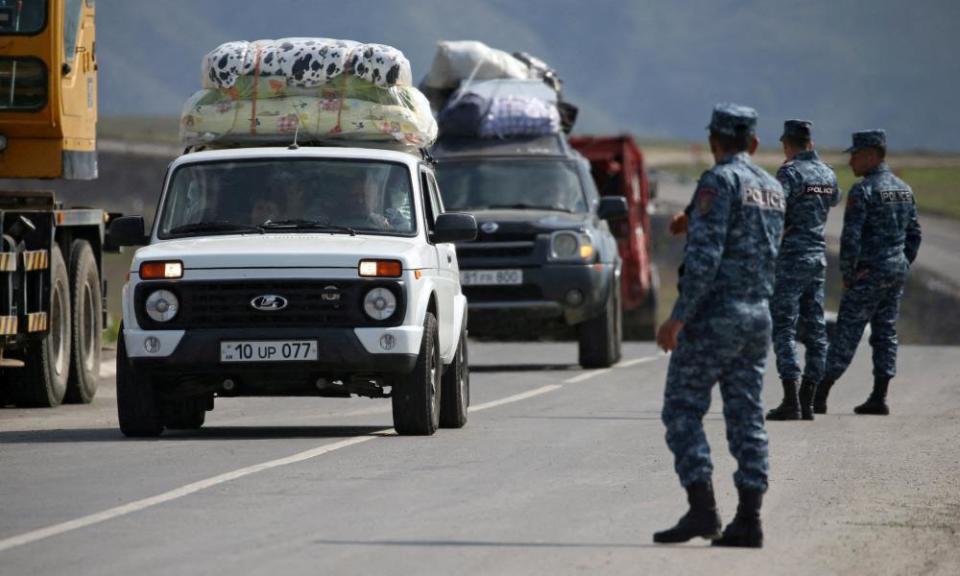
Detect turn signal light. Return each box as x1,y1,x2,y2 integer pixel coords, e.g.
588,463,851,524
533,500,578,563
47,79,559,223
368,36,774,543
359,259,402,278
140,261,183,280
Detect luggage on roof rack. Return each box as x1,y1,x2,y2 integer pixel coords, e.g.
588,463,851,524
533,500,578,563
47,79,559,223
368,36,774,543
431,133,570,158
423,42,578,137
181,38,436,149
437,79,565,139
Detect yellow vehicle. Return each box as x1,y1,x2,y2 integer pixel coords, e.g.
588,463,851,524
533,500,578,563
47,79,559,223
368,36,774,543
1,0,107,407
0,0,97,178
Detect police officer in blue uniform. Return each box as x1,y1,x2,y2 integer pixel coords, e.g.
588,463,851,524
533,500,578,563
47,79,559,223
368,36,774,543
654,104,784,548
815,130,921,415
767,120,841,421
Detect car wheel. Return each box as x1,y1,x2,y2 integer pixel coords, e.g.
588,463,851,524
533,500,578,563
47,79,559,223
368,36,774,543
577,284,622,368
623,265,660,341
440,328,469,428
9,245,71,407
65,240,101,404
392,312,441,435
162,398,207,430
117,329,163,437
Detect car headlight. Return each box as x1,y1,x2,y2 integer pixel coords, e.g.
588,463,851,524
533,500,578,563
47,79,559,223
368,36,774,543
363,287,397,321
145,289,179,322
551,232,579,259
550,232,594,261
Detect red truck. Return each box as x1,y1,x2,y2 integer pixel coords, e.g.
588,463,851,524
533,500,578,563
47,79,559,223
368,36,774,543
569,135,659,339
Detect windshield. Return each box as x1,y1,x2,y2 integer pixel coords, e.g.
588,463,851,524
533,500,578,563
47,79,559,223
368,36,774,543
158,159,416,238
0,0,45,35
436,159,587,213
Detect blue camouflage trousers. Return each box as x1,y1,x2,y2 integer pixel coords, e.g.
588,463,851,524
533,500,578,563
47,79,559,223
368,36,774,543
771,266,828,384
662,302,771,492
825,273,905,381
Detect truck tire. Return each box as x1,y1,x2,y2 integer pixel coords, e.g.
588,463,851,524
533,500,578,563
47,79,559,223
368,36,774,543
9,245,71,407
623,265,660,341
440,328,469,429
392,312,441,436
117,331,163,437
65,240,101,404
577,284,622,369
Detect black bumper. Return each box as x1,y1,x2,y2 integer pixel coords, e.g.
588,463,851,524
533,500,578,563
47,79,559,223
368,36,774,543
131,327,417,396
463,263,614,327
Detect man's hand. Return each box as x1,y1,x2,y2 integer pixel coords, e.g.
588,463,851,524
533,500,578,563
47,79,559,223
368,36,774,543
669,212,689,236
656,318,684,353
843,269,869,289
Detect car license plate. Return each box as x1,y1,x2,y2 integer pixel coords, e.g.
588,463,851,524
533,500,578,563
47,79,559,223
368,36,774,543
220,340,318,363
460,269,523,286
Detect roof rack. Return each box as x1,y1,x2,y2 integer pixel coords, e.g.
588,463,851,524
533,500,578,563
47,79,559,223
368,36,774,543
183,139,430,160
431,133,571,159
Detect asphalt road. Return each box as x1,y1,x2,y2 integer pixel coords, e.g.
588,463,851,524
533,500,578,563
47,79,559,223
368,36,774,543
2,341,958,575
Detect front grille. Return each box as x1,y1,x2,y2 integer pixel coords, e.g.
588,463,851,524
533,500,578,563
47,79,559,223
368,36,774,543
135,280,404,329
475,230,541,243
464,284,543,303
457,241,536,259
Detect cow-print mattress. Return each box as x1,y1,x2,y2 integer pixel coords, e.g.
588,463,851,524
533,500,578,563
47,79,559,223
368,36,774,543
203,38,412,90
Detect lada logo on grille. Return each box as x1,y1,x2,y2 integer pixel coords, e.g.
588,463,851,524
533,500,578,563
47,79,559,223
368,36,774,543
250,295,288,311
481,222,499,234
321,285,341,302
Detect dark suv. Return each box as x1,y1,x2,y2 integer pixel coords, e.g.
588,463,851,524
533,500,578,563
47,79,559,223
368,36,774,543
433,135,627,367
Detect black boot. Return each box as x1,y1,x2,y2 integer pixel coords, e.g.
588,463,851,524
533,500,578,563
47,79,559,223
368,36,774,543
653,481,722,544
854,377,890,415
712,487,764,548
799,379,817,421
766,380,801,421
813,378,834,414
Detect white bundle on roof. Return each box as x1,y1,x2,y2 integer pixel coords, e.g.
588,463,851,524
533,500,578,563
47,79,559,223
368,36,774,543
203,38,413,90
183,38,434,149
421,40,532,90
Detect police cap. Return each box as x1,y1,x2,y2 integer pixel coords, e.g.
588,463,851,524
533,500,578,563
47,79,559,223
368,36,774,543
780,119,813,142
845,129,886,153
707,103,758,137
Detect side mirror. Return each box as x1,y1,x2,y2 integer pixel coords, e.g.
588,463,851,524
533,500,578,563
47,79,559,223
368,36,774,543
106,216,148,248
597,197,629,220
433,212,477,244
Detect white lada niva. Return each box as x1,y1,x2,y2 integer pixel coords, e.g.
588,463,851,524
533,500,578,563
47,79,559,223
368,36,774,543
108,146,477,437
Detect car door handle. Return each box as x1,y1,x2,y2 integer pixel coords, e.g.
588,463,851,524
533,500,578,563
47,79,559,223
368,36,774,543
447,254,453,263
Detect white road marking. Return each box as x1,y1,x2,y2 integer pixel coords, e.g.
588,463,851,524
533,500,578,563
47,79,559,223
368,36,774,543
0,433,385,554
0,353,664,554
564,369,612,384
469,385,563,412
617,354,668,368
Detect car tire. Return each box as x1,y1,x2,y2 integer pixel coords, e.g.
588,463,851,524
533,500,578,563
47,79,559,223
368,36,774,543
65,240,101,404
9,245,71,407
163,399,207,430
392,312,441,436
117,329,163,437
577,283,622,368
624,264,660,341
440,328,469,429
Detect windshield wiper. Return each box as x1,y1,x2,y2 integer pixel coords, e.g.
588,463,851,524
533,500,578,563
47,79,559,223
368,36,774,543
167,221,264,235
485,203,574,213
260,219,357,236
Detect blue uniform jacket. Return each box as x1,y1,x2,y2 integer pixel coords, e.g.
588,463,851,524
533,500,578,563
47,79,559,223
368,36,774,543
672,152,786,323
776,150,841,270
840,163,922,285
